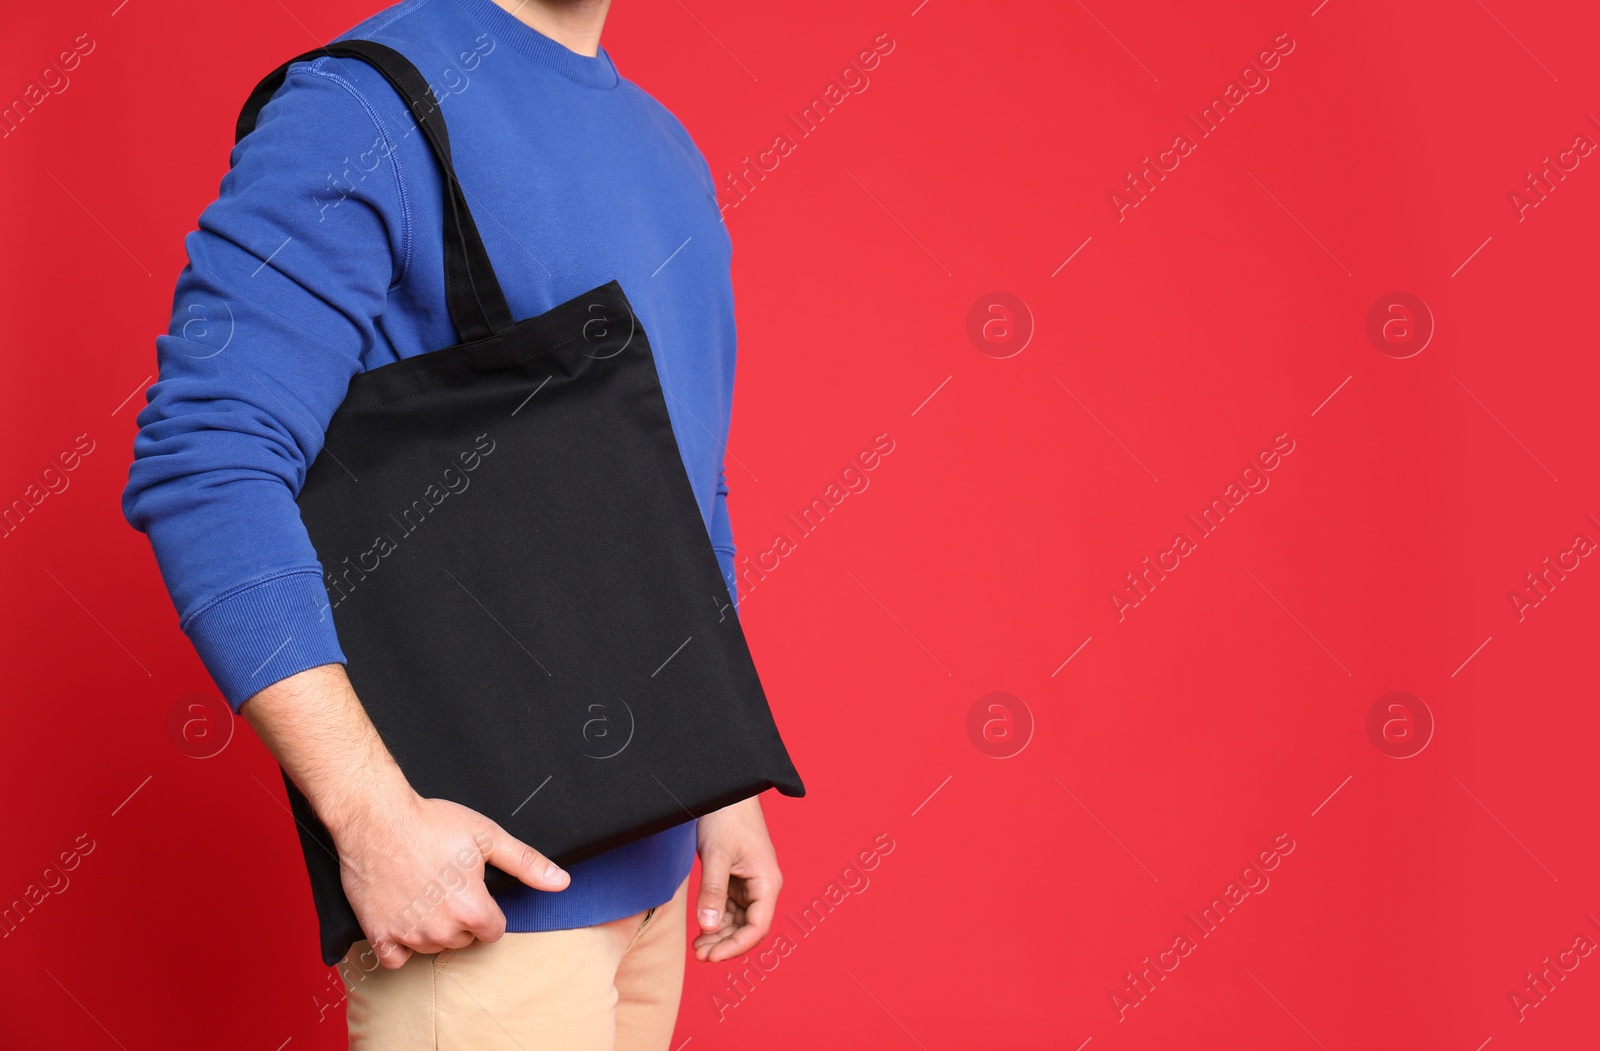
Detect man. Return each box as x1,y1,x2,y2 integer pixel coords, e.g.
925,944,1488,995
122,0,782,1045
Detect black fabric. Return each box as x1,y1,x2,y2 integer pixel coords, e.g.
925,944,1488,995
236,41,805,967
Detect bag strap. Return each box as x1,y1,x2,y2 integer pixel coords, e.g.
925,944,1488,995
235,39,516,344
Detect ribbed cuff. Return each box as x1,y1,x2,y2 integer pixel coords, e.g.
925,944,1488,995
183,570,347,712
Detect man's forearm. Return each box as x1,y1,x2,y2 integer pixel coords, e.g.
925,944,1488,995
239,662,413,839
237,661,568,963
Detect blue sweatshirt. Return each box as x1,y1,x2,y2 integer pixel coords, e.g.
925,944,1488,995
122,0,739,931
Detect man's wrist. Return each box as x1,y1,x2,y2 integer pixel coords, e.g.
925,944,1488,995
238,662,419,844
317,760,417,844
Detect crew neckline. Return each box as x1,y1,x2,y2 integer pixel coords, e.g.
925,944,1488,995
445,0,620,89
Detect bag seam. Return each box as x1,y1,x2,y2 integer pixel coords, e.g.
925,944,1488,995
333,326,591,413
430,949,440,1051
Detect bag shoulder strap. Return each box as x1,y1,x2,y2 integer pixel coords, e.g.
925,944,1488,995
236,40,515,343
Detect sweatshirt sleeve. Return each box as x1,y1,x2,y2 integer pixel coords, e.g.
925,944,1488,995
709,462,739,615
122,61,411,711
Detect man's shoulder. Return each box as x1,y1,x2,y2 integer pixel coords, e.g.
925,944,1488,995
616,78,710,168
278,0,490,116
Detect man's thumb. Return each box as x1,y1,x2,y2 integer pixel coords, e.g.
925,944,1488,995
479,823,570,892
697,857,730,930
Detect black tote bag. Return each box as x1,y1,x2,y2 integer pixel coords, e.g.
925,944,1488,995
235,40,805,966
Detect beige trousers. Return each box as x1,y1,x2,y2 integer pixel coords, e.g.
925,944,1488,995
339,877,689,1050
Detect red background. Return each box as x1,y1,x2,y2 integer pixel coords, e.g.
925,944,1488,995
3,0,1599,1047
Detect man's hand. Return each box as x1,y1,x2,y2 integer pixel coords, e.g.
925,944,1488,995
693,796,782,963
239,663,569,969
333,789,570,968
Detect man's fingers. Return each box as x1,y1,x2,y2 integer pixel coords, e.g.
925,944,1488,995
693,865,783,962
706,924,762,961
479,822,570,892
696,852,732,931
703,891,773,961
740,881,777,943
418,926,477,952
372,938,413,970
460,891,509,944
365,885,507,961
